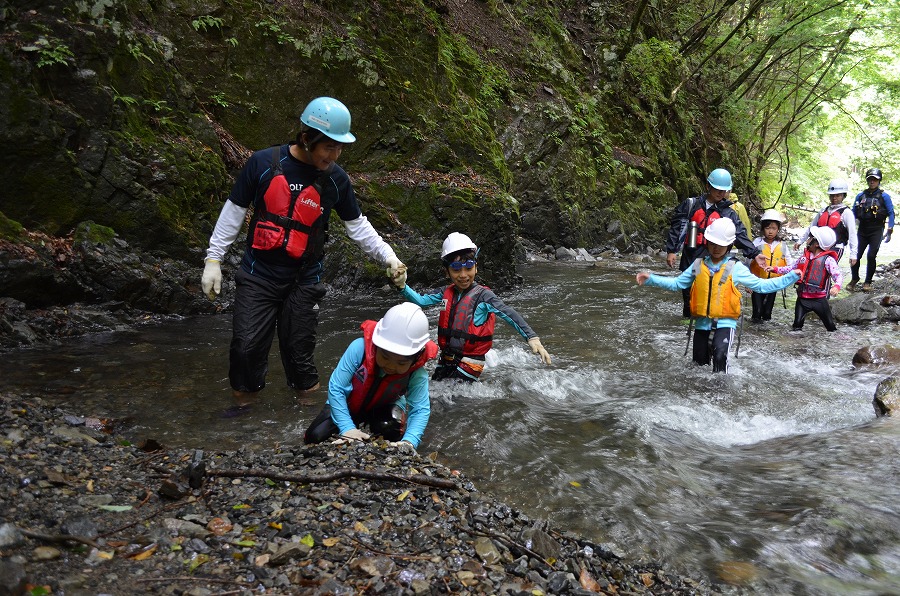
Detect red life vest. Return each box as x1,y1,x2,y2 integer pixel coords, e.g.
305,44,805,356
437,285,495,357
249,146,326,262
686,202,723,247
816,206,849,244
347,321,437,415
797,249,838,293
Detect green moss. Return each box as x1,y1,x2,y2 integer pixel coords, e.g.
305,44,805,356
73,220,116,245
0,211,24,240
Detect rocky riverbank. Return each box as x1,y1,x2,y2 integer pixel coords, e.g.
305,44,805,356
0,394,726,595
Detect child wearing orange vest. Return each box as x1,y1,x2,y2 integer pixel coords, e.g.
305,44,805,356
392,232,551,382
749,209,792,323
303,303,437,450
637,218,801,372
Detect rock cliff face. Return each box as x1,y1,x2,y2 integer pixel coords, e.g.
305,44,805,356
0,1,735,337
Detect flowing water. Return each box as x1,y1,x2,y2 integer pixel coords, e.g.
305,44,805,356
3,258,899,594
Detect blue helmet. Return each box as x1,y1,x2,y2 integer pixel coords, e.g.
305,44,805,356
300,97,356,143
707,168,733,191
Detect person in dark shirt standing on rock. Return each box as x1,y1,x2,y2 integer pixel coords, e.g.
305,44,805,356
200,97,406,415
849,168,895,292
664,168,765,317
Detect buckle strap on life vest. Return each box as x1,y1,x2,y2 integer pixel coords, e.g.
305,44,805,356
256,210,315,234
437,327,493,342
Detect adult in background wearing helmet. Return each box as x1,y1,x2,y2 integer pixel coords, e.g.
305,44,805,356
849,168,895,292
767,226,842,332
201,97,407,415
748,209,793,322
393,232,551,382
664,168,765,317
639,218,801,373
729,193,753,234
303,303,438,451
794,179,857,266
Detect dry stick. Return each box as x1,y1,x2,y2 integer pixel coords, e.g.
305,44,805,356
206,468,458,489
99,497,195,538
342,532,433,561
453,523,553,568
19,528,101,549
135,576,252,587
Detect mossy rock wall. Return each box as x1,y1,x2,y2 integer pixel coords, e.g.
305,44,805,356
1,0,743,290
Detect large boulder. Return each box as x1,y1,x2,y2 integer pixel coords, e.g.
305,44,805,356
831,294,885,324
873,376,900,417
852,345,900,367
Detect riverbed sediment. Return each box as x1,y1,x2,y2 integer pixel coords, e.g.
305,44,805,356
0,394,723,595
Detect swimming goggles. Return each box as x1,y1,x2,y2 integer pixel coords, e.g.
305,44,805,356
448,259,477,271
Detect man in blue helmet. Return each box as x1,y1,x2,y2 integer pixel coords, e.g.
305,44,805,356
201,97,406,414
664,168,764,317
848,167,894,292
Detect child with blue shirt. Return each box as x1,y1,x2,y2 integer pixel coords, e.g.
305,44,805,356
303,303,437,451
637,218,801,373
391,232,551,382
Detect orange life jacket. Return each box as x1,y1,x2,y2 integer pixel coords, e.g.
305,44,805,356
689,258,742,319
749,241,786,279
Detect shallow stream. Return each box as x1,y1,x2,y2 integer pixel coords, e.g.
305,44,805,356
3,259,899,594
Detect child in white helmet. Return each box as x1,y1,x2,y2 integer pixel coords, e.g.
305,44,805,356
748,209,793,323
794,179,857,266
303,303,438,451
392,232,551,382
637,218,801,372
768,226,843,332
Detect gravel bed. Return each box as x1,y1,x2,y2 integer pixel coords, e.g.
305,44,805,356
0,394,725,595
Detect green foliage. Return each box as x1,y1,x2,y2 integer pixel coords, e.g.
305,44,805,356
22,36,75,68
255,17,297,46
622,39,683,103
192,15,223,32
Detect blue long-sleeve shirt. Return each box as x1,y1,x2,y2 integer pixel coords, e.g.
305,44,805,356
644,257,800,330
327,338,430,448
400,284,537,340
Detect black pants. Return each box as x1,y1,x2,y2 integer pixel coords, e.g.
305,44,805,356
851,227,885,284
692,327,733,373
303,403,404,444
792,296,837,331
229,268,327,393
750,291,778,321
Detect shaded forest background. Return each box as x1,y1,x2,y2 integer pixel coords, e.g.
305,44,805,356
1,0,898,299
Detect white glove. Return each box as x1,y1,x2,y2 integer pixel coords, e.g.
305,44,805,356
201,260,222,300
385,257,407,289
528,337,552,365
389,440,416,454
341,428,370,441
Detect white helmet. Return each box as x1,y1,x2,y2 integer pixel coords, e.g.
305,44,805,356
810,226,837,250
441,232,478,259
827,179,849,195
760,209,785,223
372,303,430,356
704,218,736,246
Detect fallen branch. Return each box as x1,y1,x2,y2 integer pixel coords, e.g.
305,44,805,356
100,497,195,538
135,576,252,587
206,467,458,489
20,528,101,549
454,522,554,568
